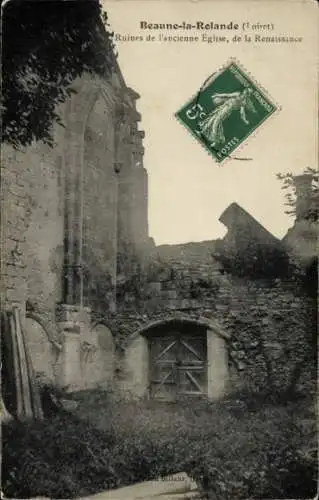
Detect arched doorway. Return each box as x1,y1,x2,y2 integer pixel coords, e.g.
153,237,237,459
123,317,229,401
148,322,207,400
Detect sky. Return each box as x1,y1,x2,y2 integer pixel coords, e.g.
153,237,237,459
104,0,318,245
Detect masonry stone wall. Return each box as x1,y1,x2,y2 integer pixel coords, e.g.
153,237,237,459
223,276,315,394
101,237,234,399
1,121,65,332
76,321,115,390
93,324,115,387
1,134,66,388
128,164,149,250
117,112,150,280
141,241,230,321
23,137,65,325
106,234,314,399
2,143,29,315
1,68,151,393
2,118,72,386
119,334,149,397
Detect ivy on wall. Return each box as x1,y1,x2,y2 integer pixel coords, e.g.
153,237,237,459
213,236,291,280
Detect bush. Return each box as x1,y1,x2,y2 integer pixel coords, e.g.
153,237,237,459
2,393,317,499
184,406,317,499
2,405,187,498
2,413,117,498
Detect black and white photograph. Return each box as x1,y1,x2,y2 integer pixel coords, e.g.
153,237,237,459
1,0,318,498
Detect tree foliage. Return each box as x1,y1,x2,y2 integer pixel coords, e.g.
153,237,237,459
2,0,116,148
276,167,318,222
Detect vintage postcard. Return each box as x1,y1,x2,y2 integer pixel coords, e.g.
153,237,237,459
1,0,318,498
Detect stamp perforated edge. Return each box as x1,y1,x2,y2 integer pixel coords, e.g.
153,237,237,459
174,57,282,165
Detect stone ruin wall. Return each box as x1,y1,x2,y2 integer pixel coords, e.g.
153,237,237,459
2,66,314,399
1,71,149,392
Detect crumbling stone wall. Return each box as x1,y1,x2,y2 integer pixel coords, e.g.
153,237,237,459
1,144,29,315
1,116,69,393
23,137,65,325
1,69,150,392
3,54,313,399
2,135,65,323
1,132,66,391
223,276,315,396
101,237,314,399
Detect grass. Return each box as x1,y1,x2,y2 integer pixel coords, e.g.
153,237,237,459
2,388,317,499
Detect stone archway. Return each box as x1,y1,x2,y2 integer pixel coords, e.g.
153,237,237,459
24,315,58,383
121,317,229,401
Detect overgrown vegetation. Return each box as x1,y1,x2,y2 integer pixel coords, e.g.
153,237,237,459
276,167,318,222
2,390,317,499
214,238,291,279
2,0,115,148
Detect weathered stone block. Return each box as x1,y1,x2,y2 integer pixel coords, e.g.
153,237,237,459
148,282,162,295
161,289,178,300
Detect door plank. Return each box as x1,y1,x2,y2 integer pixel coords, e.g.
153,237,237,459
180,339,203,360
185,370,204,392
155,340,176,361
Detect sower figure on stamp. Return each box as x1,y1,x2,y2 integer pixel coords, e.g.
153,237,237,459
199,87,257,147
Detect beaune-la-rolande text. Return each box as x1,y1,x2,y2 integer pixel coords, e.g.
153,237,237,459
140,21,239,30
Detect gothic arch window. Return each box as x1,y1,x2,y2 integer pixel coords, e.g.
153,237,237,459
85,94,114,154
82,93,116,308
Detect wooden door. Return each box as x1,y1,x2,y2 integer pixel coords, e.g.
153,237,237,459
149,331,207,400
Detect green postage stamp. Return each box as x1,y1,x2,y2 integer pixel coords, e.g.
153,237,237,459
175,59,278,163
